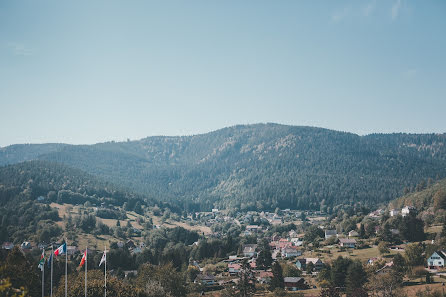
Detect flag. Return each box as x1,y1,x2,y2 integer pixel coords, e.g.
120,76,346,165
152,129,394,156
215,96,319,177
47,253,52,268
99,250,106,267
79,250,87,268
54,243,66,256
38,250,45,271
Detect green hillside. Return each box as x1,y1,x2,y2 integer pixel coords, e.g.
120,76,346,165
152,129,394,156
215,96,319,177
0,160,152,243
1,123,446,212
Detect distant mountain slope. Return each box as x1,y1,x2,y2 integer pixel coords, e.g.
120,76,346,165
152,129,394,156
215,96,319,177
2,123,446,211
0,160,151,207
0,143,68,166
389,177,446,211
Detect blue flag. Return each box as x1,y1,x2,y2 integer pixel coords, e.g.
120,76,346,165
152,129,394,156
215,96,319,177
47,253,52,268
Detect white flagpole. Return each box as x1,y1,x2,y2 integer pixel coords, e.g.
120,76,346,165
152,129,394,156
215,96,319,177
65,240,67,297
51,245,53,297
104,246,107,297
85,247,87,297
42,248,45,297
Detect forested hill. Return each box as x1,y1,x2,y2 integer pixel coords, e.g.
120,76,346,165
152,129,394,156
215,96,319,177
0,160,152,208
1,123,446,212
0,160,153,243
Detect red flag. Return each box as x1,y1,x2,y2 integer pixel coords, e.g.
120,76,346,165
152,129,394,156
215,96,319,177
79,250,86,267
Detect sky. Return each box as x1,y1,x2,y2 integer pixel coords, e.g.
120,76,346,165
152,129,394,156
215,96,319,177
1,0,445,147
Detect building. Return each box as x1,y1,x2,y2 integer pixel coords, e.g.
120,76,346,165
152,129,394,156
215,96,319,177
339,238,357,248
228,263,241,275
243,244,258,257
67,246,78,255
427,251,446,269
348,230,359,237
284,277,306,291
401,206,416,217
325,230,337,240
20,242,32,250
389,209,400,217
246,225,262,233
295,258,324,271
2,242,14,250
194,274,216,285
282,247,302,258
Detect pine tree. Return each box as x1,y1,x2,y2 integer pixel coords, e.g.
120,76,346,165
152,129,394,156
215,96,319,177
345,260,367,295
237,259,256,297
269,261,284,291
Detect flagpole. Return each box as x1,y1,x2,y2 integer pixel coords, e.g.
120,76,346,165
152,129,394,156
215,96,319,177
85,246,87,297
42,248,45,297
104,246,107,297
51,245,53,297
65,239,67,297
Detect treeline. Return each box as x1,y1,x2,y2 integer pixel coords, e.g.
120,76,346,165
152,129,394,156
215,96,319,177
2,124,446,212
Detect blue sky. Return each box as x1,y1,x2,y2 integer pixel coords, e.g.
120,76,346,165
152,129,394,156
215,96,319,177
1,0,445,147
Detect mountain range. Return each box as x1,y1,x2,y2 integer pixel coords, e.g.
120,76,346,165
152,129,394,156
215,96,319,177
1,123,446,211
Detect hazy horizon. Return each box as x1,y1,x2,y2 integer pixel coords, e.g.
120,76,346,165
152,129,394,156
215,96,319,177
2,122,446,148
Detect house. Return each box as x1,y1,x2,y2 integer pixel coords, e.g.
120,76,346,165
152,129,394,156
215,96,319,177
325,230,337,240
339,238,356,248
427,251,446,269
257,271,273,284
125,240,136,249
290,238,303,246
242,244,257,257
246,225,262,233
295,259,307,270
284,277,306,291
306,258,324,271
389,209,400,217
36,196,45,202
20,242,32,250
2,242,14,250
348,230,359,237
131,247,142,254
194,274,216,285
402,206,416,217
228,263,241,275
295,258,324,271
212,208,219,213
282,247,302,258
67,246,78,255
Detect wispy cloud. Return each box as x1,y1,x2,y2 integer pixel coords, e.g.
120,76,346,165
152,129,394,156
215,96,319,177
364,0,376,17
392,0,402,20
331,7,350,23
6,42,33,56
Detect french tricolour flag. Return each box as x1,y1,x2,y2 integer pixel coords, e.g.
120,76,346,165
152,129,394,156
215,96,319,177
54,243,66,256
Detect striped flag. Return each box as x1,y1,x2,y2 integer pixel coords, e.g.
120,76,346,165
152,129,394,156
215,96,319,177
79,250,87,268
38,250,45,271
54,243,66,256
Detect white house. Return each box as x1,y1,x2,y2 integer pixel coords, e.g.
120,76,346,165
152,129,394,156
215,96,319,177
427,251,446,269
402,206,416,217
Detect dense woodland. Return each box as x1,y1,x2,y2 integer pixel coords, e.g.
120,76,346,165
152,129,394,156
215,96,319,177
1,124,446,212
0,161,154,243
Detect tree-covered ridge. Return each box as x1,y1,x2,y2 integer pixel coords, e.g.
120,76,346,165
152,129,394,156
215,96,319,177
1,124,446,211
0,160,153,243
0,143,68,166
